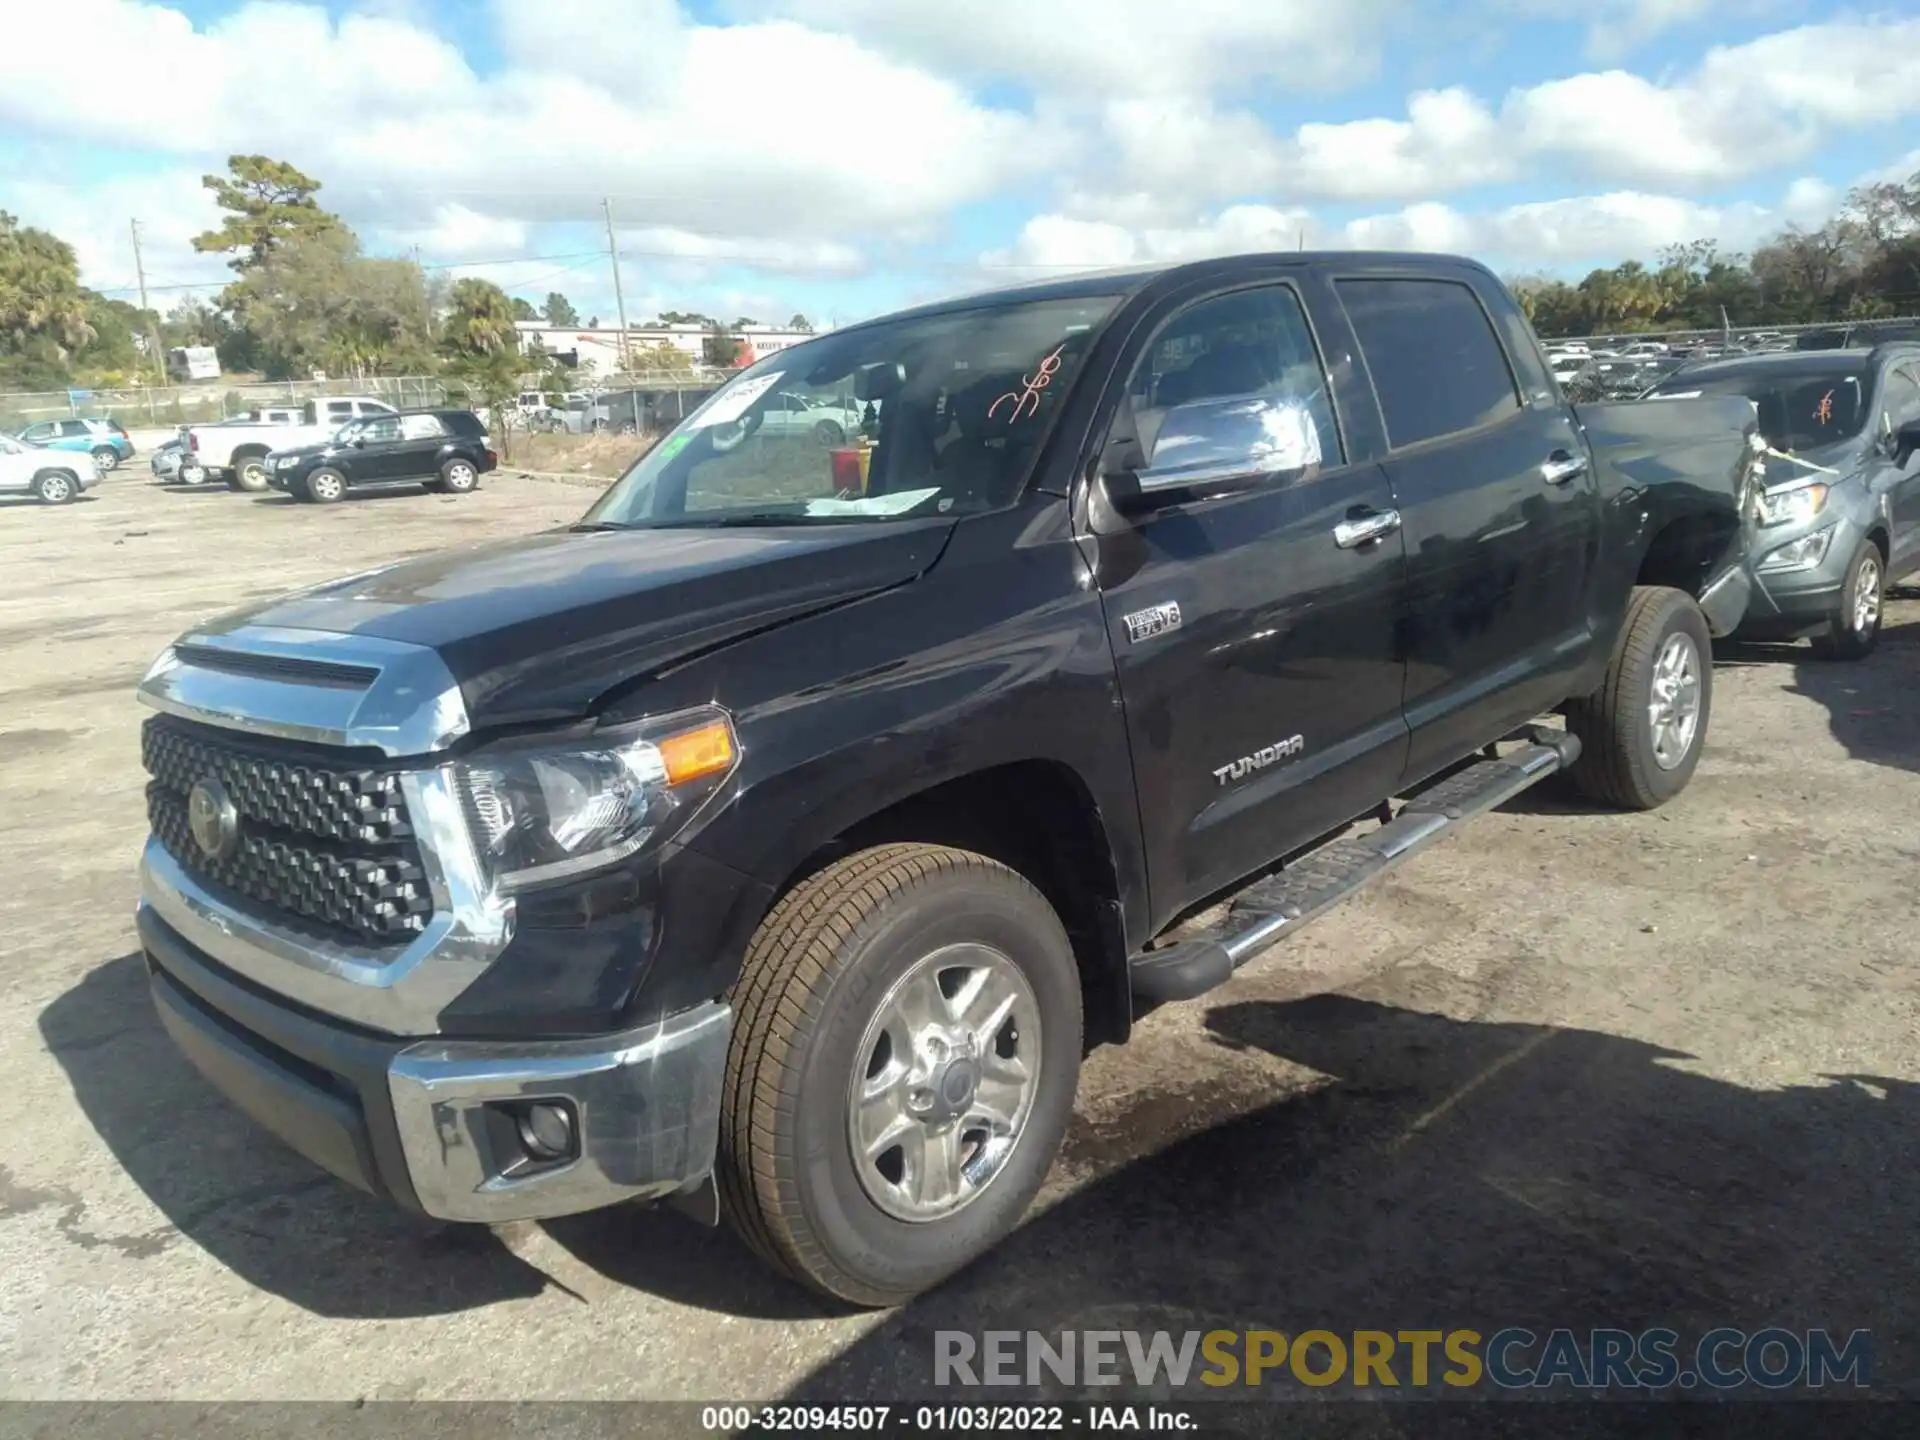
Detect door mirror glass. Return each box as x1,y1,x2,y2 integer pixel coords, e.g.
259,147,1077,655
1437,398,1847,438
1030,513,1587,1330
1109,393,1325,508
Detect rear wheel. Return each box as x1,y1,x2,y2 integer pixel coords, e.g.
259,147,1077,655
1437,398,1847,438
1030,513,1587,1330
91,446,119,472
230,454,272,492
34,471,76,504
440,457,479,494
1565,585,1712,810
304,467,347,504
1808,539,1884,661
717,844,1082,1307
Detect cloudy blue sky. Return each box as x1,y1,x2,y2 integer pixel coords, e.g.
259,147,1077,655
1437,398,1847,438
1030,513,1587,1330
5,0,1918,327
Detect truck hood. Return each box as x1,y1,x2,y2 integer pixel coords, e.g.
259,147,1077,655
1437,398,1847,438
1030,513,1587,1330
203,520,953,727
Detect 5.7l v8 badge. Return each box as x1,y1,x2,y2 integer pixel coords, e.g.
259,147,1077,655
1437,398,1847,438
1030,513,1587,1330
1122,602,1182,644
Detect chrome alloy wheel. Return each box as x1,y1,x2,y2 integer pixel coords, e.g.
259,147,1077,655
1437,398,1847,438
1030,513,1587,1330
1648,631,1702,771
847,943,1042,1223
1852,552,1883,635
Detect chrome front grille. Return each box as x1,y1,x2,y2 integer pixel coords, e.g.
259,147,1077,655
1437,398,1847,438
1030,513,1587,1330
142,715,433,943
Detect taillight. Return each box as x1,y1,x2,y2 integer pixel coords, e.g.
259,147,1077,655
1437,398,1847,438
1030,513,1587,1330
188,432,199,451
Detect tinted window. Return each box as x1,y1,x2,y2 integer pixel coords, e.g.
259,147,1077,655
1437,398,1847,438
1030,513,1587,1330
444,411,485,437
1107,284,1341,480
1338,278,1521,448
60,420,91,437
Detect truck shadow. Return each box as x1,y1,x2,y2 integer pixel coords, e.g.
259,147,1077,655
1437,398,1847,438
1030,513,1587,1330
37,953,551,1318
767,995,1917,1407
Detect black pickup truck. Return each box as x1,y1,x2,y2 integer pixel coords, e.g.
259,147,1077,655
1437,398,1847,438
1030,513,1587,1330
134,253,1760,1307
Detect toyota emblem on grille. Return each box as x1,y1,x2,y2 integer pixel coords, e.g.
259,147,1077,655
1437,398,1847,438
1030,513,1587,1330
186,777,239,860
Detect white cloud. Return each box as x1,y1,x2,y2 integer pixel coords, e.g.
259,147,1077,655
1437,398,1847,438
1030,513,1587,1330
0,0,1050,284
2,166,231,304
984,178,1844,281
379,205,530,261
736,0,1404,97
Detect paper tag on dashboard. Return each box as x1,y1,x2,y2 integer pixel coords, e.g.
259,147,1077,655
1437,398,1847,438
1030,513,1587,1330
686,373,784,428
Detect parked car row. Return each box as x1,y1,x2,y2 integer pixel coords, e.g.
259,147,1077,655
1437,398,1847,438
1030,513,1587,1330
9,417,135,471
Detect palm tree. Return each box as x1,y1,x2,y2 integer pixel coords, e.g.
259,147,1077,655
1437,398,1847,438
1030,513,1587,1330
440,278,518,358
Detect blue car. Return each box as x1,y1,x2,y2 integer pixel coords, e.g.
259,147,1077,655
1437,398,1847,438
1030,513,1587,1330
15,417,136,471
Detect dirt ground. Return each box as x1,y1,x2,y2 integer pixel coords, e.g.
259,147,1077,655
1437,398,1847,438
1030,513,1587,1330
0,471,1914,1412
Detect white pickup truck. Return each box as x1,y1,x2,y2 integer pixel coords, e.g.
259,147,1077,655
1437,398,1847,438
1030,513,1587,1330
181,396,396,491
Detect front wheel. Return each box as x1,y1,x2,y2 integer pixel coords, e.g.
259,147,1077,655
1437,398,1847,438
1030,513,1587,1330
1565,585,1712,810
1808,539,1884,661
230,455,271,492
717,844,1082,1307
304,467,347,504
34,471,77,504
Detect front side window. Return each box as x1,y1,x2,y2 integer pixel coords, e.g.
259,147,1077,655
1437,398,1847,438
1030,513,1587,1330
21,423,53,442
587,291,1122,528
360,417,403,444
1881,364,1920,429
1101,284,1340,486
1338,277,1521,448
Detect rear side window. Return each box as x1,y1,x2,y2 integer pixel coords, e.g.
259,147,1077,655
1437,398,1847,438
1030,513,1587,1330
1338,278,1521,448
445,411,485,437
399,414,446,440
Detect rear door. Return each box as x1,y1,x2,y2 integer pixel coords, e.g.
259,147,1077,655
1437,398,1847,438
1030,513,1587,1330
1334,271,1600,782
1090,277,1409,921
395,413,450,477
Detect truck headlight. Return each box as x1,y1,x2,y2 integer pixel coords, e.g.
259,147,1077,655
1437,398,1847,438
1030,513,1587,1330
453,708,737,893
1756,525,1835,574
1757,481,1828,527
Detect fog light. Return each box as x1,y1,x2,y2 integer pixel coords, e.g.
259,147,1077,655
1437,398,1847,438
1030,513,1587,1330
517,1101,576,1160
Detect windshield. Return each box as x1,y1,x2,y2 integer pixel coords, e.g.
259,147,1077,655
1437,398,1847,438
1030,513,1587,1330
1647,366,1871,451
583,292,1122,528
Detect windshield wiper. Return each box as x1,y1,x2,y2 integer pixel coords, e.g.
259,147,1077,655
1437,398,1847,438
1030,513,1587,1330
636,512,831,528
568,520,630,532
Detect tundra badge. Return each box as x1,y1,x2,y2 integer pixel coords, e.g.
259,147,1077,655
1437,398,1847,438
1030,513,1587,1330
1214,736,1306,785
1122,602,1182,644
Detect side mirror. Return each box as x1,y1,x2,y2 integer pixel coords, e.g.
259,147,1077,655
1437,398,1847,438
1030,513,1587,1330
1895,419,1920,469
352,438,366,448
1106,393,1323,510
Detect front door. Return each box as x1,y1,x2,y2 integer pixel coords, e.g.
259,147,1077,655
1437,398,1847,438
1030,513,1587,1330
1877,360,1920,575
1333,273,1599,781
1091,281,1409,925
349,415,409,481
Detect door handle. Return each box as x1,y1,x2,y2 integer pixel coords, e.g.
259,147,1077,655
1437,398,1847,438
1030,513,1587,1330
1541,450,1589,485
1333,508,1402,549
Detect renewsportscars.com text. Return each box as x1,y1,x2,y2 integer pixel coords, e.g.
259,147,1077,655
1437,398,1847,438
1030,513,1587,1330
934,1328,1872,1392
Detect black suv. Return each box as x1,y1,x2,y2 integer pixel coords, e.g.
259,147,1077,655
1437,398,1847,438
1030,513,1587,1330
134,252,1762,1307
268,408,497,503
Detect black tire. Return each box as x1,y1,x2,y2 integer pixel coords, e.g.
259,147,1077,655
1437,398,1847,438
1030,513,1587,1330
229,453,271,492
439,457,479,494
1565,585,1712,810
814,419,846,446
1808,538,1884,661
304,467,347,504
34,470,78,505
91,446,119,472
718,843,1082,1307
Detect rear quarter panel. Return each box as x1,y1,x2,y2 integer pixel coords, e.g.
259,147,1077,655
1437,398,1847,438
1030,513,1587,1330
1573,395,1761,652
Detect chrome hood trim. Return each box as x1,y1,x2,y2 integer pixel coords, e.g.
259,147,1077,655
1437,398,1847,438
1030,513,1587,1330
136,624,469,758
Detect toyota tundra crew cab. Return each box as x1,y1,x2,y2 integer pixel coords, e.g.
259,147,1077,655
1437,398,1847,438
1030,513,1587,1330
134,253,1761,1307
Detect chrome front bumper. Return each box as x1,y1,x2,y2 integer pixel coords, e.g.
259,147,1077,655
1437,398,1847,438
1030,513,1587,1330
142,904,730,1222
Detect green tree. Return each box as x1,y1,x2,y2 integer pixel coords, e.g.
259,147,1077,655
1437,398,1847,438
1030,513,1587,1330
219,228,434,379
440,277,519,358
543,291,580,326
0,212,92,352
510,296,539,322
629,339,695,374
701,322,741,367
788,313,814,332
192,155,345,273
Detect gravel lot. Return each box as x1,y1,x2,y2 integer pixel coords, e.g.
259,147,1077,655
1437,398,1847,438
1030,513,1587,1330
0,473,1915,1408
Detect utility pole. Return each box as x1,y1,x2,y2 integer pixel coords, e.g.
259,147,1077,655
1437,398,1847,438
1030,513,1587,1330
130,219,166,388
603,198,631,373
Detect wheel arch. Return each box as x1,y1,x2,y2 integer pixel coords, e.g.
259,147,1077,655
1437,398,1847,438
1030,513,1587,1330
709,758,1134,1049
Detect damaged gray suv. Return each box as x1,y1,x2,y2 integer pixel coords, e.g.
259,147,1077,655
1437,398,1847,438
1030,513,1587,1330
1647,345,1920,659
